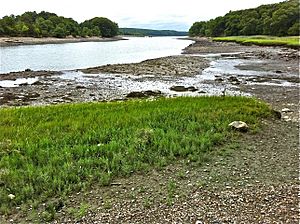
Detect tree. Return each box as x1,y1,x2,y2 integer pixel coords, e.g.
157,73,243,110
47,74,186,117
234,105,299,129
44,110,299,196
81,17,118,37
80,27,91,37
188,0,299,37
53,24,67,38
288,22,299,35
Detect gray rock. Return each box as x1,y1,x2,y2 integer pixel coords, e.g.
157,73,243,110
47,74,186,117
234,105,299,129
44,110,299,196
170,86,198,92
229,121,249,132
281,108,292,113
187,86,198,92
170,86,188,92
126,90,162,98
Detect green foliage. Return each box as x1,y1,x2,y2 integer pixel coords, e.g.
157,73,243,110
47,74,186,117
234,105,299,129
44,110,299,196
119,28,188,36
189,0,299,37
0,11,118,38
213,36,300,48
81,17,118,37
0,97,274,213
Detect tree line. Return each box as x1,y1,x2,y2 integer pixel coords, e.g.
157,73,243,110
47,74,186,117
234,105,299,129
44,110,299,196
119,28,187,36
189,0,299,37
0,11,119,38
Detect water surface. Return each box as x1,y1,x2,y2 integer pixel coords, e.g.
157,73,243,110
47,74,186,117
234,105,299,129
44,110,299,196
0,37,193,74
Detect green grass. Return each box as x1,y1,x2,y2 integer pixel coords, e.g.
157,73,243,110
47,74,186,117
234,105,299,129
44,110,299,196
213,35,300,48
0,97,275,213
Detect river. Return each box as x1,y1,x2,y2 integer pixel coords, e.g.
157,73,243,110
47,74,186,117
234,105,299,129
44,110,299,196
0,37,193,74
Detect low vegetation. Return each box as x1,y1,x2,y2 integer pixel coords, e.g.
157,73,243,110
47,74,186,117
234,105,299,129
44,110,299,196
0,97,275,214
0,11,118,38
189,0,299,37
213,36,300,48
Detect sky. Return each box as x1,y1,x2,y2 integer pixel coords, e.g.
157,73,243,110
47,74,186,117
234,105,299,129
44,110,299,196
0,0,284,31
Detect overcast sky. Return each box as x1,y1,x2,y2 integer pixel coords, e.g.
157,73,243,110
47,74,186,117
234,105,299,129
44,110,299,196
1,0,284,31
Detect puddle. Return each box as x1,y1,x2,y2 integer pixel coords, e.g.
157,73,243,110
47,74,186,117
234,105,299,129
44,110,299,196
0,77,39,87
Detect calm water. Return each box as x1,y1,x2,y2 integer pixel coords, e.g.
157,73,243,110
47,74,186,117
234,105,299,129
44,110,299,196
0,37,193,74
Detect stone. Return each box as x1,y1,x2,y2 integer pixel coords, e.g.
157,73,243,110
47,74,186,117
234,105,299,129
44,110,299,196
32,81,44,85
229,121,249,132
187,86,198,92
272,110,282,119
170,86,198,92
75,85,86,89
143,90,162,96
281,108,292,113
228,76,241,84
215,77,224,82
8,194,15,200
126,90,162,98
170,86,188,92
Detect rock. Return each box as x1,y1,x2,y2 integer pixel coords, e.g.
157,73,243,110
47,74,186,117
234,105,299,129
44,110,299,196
170,86,188,92
126,90,162,98
75,85,86,89
215,78,224,82
229,121,249,132
272,110,282,119
170,86,198,92
19,83,29,86
32,81,44,85
187,86,198,92
228,76,241,84
126,91,146,98
281,108,292,113
8,194,15,200
143,90,162,96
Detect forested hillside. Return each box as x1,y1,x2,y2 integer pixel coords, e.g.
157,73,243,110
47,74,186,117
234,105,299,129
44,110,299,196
0,11,118,38
189,0,299,37
119,28,187,36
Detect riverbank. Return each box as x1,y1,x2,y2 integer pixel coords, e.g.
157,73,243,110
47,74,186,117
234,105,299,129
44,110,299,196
213,36,300,48
0,36,126,47
0,37,299,223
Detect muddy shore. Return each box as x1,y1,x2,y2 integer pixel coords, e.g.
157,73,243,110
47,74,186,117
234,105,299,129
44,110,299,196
0,36,125,47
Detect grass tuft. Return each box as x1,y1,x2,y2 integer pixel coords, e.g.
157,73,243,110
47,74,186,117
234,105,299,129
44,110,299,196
213,35,300,48
0,96,274,213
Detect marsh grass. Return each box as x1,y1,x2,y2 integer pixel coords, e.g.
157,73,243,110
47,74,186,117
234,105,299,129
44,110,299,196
0,97,274,213
213,36,300,48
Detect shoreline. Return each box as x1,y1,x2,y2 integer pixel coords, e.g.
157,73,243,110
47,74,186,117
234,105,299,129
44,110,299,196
0,36,126,47
0,38,299,223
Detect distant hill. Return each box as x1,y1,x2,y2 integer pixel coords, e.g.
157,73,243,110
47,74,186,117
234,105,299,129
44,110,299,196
119,28,188,36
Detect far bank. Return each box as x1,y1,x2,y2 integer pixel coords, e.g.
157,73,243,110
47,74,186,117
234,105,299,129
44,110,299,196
0,36,126,47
